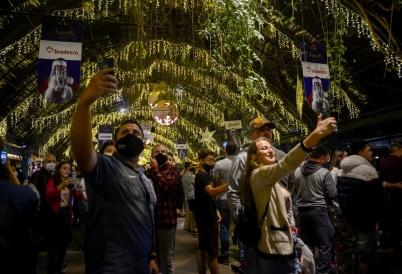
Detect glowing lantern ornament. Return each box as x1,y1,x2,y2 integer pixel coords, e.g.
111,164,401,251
151,100,179,126
141,124,154,144
197,127,217,147
148,81,167,107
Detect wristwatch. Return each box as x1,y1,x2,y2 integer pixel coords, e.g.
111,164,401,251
149,252,157,261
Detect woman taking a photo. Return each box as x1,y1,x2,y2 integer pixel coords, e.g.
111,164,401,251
46,161,73,274
241,115,337,273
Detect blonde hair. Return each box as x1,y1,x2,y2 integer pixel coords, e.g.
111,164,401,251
241,137,270,215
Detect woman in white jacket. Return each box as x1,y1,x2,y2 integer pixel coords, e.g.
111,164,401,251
241,115,337,274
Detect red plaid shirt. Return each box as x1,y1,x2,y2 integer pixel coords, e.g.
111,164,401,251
145,163,180,228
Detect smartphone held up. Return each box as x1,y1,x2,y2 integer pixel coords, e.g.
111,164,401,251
98,57,115,75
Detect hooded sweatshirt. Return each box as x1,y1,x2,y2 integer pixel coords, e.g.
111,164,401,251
295,161,337,208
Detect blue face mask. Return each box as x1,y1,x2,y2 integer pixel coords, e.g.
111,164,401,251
322,161,330,169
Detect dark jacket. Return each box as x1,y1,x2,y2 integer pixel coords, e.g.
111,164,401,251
337,177,382,230
28,167,54,210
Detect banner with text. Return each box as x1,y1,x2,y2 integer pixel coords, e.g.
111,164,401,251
224,110,243,149
98,124,113,149
300,43,331,113
177,138,187,160
38,17,83,104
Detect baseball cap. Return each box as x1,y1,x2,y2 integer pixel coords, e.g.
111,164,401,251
249,116,276,132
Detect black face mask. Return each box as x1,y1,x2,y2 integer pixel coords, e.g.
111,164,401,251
203,163,214,173
154,153,168,166
322,161,330,169
115,134,144,158
190,167,195,173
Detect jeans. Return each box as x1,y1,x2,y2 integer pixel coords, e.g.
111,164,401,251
47,207,69,274
155,227,176,274
299,207,334,274
355,229,377,265
78,200,88,237
217,199,230,257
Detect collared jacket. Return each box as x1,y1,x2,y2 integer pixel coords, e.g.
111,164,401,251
251,144,308,255
337,155,382,230
182,170,195,200
145,163,180,228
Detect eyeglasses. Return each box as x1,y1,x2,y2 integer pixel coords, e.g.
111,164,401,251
204,158,215,164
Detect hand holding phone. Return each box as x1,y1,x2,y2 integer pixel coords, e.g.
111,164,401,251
1,150,7,165
98,57,115,75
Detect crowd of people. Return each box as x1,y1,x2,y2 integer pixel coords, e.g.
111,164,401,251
1,68,401,274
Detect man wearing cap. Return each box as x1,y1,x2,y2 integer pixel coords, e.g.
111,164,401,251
337,140,382,274
227,116,290,273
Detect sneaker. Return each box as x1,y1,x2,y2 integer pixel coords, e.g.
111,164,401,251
218,255,229,265
231,265,244,274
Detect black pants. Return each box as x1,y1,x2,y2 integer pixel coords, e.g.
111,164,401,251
299,207,334,274
389,193,402,248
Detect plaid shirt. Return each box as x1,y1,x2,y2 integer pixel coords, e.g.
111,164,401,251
145,163,180,228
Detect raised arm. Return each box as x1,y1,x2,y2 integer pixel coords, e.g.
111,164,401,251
70,68,118,175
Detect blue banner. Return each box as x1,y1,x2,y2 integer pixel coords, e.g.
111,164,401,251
300,43,331,113
300,43,327,64
37,17,83,104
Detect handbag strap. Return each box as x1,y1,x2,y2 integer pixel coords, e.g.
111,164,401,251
261,191,272,222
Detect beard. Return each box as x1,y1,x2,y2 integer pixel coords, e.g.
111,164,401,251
52,69,68,91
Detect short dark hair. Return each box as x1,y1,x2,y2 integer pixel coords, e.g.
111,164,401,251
389,143,402,154
226,141,237,155
310,145,330,159
114,120,144,140
99,141,115,154
167,151,174,161
198,148,214,160
350,139,369,155
184,162,192,169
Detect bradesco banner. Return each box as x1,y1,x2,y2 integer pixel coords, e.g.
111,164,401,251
37,17,83,104
98,125,113,148
177,138,187,160
300,43,331,114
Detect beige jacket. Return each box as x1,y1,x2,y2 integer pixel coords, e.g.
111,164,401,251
251,144,308,255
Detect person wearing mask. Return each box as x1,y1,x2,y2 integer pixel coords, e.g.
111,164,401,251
99,141,116,156
27,153,58,272
241,115,337,273
70,67,157,274
0,136,40,273
195,149,227,274
29,154,57,210
145,144,181,274
46,161,74,274
294,145,337,274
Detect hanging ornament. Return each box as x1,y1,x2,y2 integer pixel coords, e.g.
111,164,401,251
148,81,167,107
197,127,217,147
296,76,304,120
151,100,179,126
